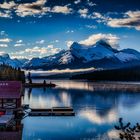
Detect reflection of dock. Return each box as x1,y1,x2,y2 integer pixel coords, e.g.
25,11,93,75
0,114,14,127
29,107,75,116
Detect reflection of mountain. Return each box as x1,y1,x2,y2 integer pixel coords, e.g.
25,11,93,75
79,109,117,124
119,94,140,108
21,79,140,140
22,82,140,125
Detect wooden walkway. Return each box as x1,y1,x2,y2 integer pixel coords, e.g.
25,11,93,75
28,107,75,116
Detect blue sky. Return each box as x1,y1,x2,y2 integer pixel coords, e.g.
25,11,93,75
0,0,140,59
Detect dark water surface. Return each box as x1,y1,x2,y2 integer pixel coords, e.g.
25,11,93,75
22,80,140,140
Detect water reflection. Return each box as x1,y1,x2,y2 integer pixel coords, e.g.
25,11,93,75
22,80,140,140
79,109,117,124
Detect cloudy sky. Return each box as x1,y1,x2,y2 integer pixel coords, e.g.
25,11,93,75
0,0,140,59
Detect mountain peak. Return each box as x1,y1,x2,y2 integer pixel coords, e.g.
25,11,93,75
96,39,111,46
95,39,118,53
70,42,82,50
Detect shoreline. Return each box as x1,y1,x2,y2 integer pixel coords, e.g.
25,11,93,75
23,79,140,92
88,81,140,92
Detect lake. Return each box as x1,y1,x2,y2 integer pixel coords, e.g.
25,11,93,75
22,80,140,140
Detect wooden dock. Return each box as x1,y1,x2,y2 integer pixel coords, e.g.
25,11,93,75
28,107,75,116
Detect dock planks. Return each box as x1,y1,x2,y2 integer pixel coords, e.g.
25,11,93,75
28,107,75,116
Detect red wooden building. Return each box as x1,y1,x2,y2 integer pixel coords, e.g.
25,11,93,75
0,81,22,110
0,81,23,140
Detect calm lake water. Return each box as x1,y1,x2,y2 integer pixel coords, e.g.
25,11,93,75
22,80,140,140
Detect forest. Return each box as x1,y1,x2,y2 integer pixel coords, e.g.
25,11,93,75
0,64,25,83
71,65,140,81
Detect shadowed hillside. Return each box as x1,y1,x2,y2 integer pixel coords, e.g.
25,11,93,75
71,65,140,81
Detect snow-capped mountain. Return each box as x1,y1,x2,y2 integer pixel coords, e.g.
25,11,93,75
1,40,140,70
0,53,27,68
22,40,140,70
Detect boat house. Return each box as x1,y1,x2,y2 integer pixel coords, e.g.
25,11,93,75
0,81,22,110
0,81,23,140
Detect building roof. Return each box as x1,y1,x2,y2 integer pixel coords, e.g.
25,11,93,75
0,81,22,99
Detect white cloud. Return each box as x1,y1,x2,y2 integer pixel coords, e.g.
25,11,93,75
74,0,81,4
50,40,59,44
0,31,8,36
47,45,53,49
52,5,72,14
66,41,74,48
15,0,49,17
78,11,108,24
87,12,108,22
0,0,49,17
107,11,140,31
85,25,97,29
79,109,117,124
30,67,95,76
16,40,23,43
25,45,61,55
36,40,45,44
78,8,88,18
0,0,73,17
11,55,27,59
93,12,103,19
55,40,59,43
14,44,25,47
66,30,74,33
0,51,6,54
108,129,120,139
0,10,12,18
15,51,25,55
87,0,96,7
79,33,120,48
0,1,16,9
0,44,8,47
25,46,47,54
0,38,12,43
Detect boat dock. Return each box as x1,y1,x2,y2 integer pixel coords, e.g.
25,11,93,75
24,83,56,88
28,107,75,116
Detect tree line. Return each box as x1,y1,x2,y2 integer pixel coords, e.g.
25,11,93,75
71,65,140,81
0,64,25,83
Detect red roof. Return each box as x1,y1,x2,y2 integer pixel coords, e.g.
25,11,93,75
0,81,22,99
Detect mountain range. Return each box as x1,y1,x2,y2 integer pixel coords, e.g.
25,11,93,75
1,40,140,70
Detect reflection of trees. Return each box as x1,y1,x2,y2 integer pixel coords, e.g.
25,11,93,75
115,118,140,140
28,88,32,100
24,87,140,123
